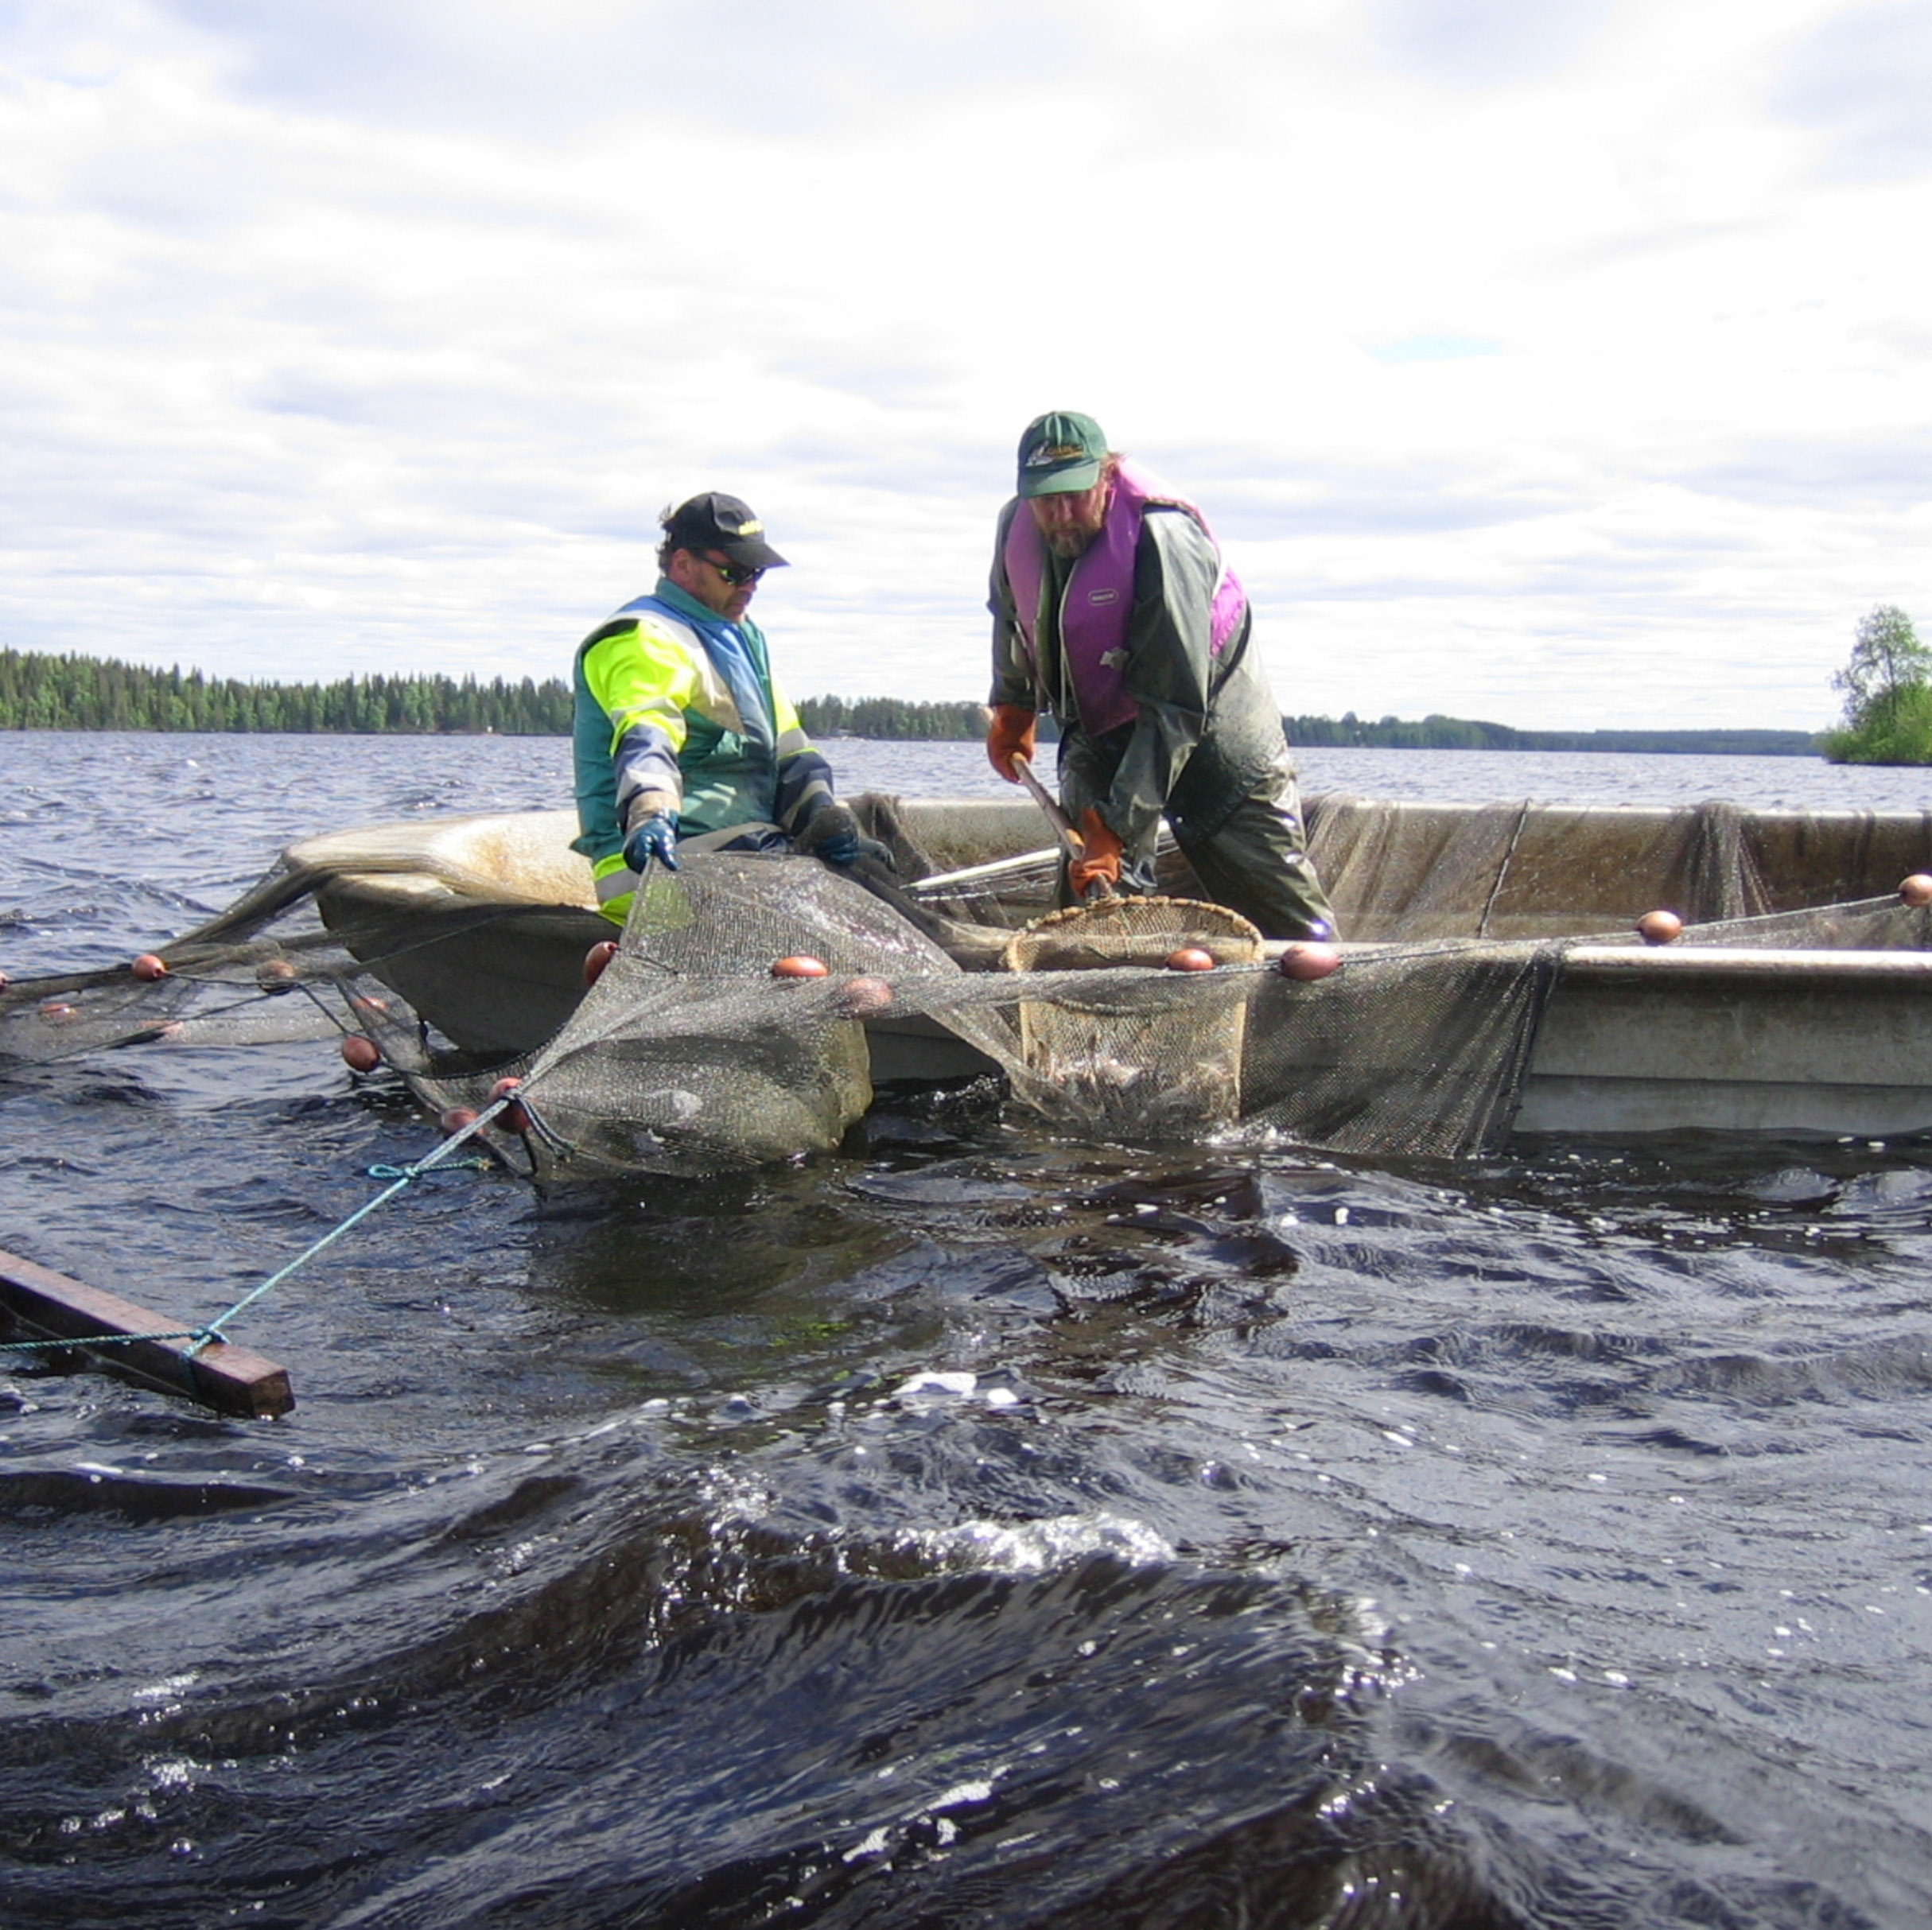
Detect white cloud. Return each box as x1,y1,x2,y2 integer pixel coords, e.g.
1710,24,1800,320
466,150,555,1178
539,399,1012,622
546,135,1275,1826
1773,1,1932,182
0,0,1927,730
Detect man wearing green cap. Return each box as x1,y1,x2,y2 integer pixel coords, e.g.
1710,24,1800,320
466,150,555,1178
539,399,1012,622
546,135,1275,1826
572,490,884,923
985,413,1338,940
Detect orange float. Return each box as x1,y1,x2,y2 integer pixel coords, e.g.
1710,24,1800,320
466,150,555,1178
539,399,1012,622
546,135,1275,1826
833,975,893,1015
488,1076,532,1134
1277,942,1341,981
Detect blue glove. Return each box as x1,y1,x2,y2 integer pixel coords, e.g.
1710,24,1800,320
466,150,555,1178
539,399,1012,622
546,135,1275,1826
622,812,679,873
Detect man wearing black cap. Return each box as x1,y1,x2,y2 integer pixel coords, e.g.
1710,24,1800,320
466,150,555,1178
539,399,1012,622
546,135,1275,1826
985,412,1337,941
572,491,877,922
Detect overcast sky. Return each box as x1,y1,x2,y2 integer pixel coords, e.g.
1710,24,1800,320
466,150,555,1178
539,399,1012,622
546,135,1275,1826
2,1,1927,730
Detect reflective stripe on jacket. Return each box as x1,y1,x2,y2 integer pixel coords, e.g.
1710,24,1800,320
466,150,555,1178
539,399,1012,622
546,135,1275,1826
570,581,833,915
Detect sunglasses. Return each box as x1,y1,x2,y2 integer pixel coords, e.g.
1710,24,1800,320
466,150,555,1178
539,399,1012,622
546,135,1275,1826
707,557,765,588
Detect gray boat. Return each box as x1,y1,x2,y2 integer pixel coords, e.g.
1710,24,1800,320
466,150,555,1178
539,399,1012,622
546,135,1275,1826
280,794,1932,1142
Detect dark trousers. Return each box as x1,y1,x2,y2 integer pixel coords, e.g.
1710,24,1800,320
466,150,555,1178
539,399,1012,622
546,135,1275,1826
1057,739,1339,942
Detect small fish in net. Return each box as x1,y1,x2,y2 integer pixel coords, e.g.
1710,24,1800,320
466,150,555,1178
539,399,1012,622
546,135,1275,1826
1001,897,1263,1136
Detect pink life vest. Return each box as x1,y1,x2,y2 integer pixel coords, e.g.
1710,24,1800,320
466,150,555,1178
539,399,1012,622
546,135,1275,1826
1001,460,1247,736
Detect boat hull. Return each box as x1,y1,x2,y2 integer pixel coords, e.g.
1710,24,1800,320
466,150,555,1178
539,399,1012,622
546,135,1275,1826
1520,947,1932,1136
286,801,1932,1140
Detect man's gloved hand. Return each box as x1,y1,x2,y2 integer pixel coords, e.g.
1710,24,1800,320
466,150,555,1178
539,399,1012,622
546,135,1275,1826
985,705,1038,782
621,812,679,873
1068,808,1122,898
793,804,896,871
822,832,897,868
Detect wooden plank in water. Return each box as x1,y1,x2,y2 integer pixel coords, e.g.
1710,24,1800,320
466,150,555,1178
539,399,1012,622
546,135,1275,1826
0,1247,293,1419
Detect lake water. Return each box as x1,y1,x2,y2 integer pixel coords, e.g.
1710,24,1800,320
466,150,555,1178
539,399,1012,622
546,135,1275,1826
3,731,1931,1928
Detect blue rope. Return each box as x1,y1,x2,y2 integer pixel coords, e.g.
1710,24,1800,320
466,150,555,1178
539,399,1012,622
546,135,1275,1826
1,1097,515,1364
2,1324,216,1357
191,1097,511,1349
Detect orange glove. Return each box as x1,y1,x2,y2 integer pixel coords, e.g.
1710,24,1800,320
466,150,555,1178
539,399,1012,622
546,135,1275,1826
1068,808,1122,898
985,705,1037,782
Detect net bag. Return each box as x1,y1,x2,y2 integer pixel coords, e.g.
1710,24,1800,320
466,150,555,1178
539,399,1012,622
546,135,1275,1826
493,854,973,1178
1001,898,1263,1135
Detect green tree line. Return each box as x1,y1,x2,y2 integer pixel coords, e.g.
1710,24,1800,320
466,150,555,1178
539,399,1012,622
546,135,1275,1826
2,643,1824,755
793,694,1002,740
1284,713,1820,755
0,648,572,734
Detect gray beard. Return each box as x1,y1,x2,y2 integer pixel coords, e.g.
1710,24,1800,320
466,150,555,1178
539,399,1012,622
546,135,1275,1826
1044,528,1097,560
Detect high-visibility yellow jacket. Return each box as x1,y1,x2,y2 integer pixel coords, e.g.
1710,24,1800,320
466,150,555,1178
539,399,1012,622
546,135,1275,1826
572,580,834,918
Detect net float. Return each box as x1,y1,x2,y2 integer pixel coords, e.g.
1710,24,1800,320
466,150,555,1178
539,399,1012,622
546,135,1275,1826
834,975,893,1016
583,939,620,987
438,1106,480,1136
488,1076,532,1133
771,955,829,979
1164,946,1216,973
1277,942,1341,981
1637,909,1683,945
130,953,169,981
1900,874,1932,907
255,957,300,990
340,1034,383,1074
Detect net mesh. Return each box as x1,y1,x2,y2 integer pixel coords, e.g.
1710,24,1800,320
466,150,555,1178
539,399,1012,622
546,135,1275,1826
1296,795,1887,939
424,862,1571,1171
6,791,1929,1176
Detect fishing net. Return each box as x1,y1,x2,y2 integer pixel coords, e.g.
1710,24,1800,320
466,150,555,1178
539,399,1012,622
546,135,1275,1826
6,792,1930,1177
1298,796,1932,939
1666,895,1932,951
998,898,1262,1133
0,871,605,1070
0,928,360,1066
402,858,1565,1172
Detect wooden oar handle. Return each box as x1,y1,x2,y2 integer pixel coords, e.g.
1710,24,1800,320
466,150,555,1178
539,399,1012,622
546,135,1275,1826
1012,757,1114,899
1010,755,1080,851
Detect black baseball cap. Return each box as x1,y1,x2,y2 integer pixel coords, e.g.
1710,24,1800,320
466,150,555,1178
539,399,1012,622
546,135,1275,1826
662,492,788,569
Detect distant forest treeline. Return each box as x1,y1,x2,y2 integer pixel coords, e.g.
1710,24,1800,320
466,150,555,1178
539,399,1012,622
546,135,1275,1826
1282,712,1821,756
793,694,991,740
0,647,1821,755
0,647,571,735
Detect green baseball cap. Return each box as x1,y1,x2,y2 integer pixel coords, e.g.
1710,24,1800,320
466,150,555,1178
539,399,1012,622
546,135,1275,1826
1016,410,1106,498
